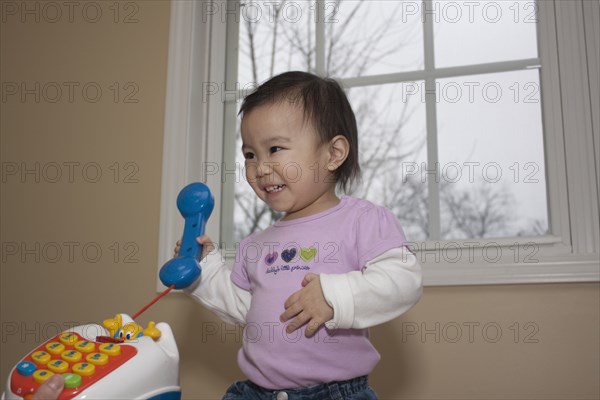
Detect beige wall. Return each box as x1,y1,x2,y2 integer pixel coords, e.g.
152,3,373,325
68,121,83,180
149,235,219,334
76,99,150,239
1,1,598,399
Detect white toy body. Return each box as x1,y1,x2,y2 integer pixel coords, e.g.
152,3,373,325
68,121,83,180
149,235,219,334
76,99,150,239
2,314,180,400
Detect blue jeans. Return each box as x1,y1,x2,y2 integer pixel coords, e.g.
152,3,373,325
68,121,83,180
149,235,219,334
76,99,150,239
222,376,377,400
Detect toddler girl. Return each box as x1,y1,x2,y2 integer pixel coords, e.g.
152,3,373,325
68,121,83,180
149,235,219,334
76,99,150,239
179,71,422,399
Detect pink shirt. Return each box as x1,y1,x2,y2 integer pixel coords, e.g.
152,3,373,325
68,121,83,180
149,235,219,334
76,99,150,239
231,196,408,389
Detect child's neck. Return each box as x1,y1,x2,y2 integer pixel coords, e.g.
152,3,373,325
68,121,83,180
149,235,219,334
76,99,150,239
281,190,341,221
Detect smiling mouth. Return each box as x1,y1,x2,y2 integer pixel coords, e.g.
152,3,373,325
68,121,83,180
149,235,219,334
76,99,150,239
264,184,286,193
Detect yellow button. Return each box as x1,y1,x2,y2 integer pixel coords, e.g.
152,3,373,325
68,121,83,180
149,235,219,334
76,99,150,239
45,342,65,355
32,369,54,384
47,359,69,373
98,343,121,356
72,362,95,376
86,352,108,366
61,350,82,363
74,340,95,353
59,333,78,346
31,351,51,365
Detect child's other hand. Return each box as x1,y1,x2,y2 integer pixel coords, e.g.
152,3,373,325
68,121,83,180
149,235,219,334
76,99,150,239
173,236,215,261
280,273,334,337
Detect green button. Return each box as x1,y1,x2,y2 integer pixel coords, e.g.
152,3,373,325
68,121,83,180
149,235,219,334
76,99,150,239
62,373,82,389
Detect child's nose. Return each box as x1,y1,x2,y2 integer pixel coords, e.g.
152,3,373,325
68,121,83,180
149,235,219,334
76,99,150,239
257,160,273,177
245,161,269,181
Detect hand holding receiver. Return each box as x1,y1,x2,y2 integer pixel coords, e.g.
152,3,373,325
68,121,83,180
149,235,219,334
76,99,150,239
159,182,214,289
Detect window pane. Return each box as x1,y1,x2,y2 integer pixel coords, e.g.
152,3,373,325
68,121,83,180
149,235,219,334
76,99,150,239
238,2,315,86
326,1,423,77
433,0,538,68
436,69,548,239
346,83,428,241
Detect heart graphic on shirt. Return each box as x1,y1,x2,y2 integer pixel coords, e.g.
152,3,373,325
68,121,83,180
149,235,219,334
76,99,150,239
281,248,297,263
264,252,278,266
300,247,317,262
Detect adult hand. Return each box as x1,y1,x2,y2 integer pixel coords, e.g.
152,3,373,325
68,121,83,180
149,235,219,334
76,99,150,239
31,374,64,400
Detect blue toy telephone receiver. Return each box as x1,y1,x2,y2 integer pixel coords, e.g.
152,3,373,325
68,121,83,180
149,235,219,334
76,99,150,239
159,182,214,289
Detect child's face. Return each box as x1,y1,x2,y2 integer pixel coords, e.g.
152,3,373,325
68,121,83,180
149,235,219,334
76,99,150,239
241,101,337,220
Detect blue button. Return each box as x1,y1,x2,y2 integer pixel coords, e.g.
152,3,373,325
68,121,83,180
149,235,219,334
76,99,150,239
16,361,37,376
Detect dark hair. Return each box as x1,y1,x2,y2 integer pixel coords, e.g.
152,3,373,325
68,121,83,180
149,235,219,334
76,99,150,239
239,71,360,193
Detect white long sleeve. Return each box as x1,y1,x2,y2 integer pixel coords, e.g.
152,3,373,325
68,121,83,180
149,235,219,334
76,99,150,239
319,247,422,330
183,249,251,326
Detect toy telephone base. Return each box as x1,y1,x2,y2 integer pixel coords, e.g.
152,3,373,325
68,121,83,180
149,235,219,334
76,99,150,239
2,314,180,400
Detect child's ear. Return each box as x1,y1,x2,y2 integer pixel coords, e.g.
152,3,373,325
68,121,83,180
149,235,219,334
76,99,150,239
327,135,350,171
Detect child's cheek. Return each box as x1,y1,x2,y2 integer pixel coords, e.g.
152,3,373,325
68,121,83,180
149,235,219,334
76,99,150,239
245,163,257,182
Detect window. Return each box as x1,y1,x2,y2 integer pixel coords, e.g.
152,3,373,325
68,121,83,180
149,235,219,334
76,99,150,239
157,0,599,289
230,0,548,243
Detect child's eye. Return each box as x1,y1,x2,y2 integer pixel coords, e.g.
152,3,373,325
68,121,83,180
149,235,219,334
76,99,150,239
243,151,255,160
270,146,282,154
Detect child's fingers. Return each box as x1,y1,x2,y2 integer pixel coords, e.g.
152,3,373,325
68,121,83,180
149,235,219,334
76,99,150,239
173,239,182,257
285,315,324,337
197,236,214,249
280,300,302,323
174,237,215,258
286,312,310,334
304,320,322,337
196,235,215,260
301,273,318,287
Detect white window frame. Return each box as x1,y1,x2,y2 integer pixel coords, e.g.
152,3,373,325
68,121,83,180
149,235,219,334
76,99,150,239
157,0,599,290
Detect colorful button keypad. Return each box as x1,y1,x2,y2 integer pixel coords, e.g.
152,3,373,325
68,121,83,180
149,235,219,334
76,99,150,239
10,332,137,399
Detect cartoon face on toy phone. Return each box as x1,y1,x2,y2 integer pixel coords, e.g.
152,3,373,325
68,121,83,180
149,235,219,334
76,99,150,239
103,314,161,342
117,322,144,341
